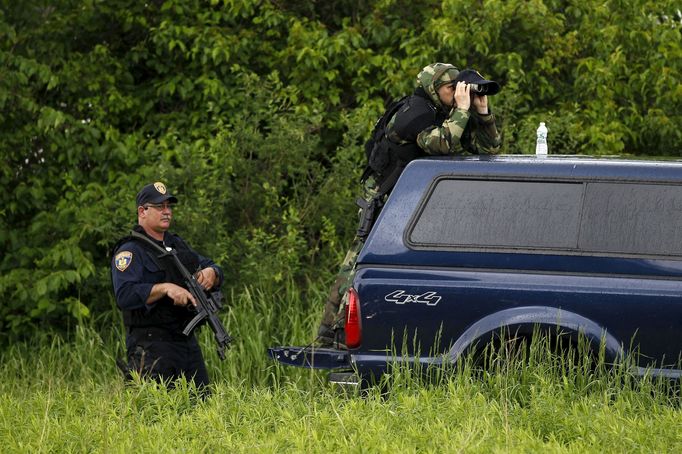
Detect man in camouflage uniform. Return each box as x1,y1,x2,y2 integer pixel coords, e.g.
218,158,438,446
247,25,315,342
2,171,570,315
318,62,502,347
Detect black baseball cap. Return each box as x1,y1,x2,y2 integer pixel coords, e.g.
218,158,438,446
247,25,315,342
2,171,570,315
455,69,500,95
136,182,178,207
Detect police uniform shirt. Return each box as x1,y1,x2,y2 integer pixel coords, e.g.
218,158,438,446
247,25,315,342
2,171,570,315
112,229,222,312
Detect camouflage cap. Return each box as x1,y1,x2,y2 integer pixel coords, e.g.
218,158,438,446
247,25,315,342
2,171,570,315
417,63,460,107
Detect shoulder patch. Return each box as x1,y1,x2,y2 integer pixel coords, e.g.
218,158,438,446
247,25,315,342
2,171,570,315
115,251,133,271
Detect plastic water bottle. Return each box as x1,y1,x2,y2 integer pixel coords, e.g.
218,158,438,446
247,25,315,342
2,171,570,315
535,122,548,157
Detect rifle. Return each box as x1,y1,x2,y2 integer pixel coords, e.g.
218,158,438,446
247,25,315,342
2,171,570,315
355,196,384,241
130,230,232,360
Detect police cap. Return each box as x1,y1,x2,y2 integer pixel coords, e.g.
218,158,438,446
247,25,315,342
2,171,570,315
136,182,178,207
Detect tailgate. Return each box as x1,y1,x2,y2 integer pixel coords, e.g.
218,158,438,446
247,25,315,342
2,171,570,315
268,346,351,369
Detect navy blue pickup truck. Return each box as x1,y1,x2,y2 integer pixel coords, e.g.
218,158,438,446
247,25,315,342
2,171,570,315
270,156,682,385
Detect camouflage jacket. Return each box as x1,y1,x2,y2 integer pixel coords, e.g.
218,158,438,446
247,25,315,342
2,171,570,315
386,87,501,156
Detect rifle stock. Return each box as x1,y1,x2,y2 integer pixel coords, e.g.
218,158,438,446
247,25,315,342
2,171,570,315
182,283,232,360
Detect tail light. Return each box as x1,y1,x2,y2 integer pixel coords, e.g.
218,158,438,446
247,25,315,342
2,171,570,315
344,288,362,348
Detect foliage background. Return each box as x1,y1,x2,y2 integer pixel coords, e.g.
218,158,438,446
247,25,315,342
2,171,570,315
0,0,680,338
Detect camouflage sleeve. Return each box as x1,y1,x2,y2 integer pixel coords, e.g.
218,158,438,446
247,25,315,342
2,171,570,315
468,111,501,155
416,109,502,155
416,108,470,155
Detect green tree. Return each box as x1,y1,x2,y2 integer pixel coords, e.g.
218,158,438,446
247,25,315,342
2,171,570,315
0,0,680,338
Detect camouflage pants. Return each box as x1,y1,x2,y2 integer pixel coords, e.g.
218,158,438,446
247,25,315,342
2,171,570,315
318,177,382,337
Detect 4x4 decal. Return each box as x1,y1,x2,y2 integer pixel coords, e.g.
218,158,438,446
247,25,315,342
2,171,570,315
385,290,441,306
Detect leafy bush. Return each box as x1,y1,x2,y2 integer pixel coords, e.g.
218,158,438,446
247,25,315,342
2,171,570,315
0,0,680,336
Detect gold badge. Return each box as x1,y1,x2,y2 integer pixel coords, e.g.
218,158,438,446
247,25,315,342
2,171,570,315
154,182,167,194
115,251,133,271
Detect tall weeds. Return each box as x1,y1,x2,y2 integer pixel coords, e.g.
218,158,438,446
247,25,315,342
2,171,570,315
1,286,680,452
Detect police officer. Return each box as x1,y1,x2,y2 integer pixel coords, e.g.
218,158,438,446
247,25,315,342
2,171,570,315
317,63,502,346
112,182,223,387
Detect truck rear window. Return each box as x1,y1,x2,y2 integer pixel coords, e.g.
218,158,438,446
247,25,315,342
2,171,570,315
407,178,682,258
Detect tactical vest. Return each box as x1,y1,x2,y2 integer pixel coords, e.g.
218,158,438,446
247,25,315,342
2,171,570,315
112,225,201,332
364,88,448,195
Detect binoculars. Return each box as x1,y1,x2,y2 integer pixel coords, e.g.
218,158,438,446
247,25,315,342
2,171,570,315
451,82,490,95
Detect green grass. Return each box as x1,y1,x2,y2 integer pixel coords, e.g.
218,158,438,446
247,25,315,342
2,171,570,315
1,285,681,453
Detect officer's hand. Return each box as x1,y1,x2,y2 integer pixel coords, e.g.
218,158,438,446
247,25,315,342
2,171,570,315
473,93,489,114
165,283,197,307
195,267,217,290
454,82,471,111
